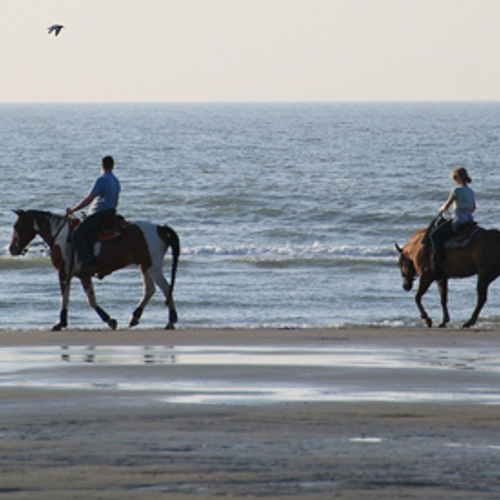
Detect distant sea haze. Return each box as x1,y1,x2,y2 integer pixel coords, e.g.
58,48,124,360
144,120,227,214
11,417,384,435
1,102,500,330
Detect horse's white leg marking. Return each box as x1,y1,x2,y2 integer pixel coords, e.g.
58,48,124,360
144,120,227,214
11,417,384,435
151,263,177,328
145,231,177,328
150,265,173,303
129,221,175,328
139,270,156,309
81,278,98,308
138,223,174,304
54,245,74,331
54,270,71,331
59,271,71,307
129,270,155,327
79,277,117,329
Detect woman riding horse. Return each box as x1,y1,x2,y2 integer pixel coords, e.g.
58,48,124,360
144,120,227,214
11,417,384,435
396,164,500,328
430,167,476,279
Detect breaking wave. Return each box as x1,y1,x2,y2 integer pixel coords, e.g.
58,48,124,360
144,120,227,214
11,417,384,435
182,242,396,267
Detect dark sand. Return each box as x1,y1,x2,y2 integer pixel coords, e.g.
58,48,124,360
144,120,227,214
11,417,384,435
1,327,500,499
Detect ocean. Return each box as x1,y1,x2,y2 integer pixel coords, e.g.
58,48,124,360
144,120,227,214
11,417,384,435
2,102,500,331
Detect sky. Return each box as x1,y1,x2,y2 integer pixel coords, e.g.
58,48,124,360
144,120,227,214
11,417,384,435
2,0,500,102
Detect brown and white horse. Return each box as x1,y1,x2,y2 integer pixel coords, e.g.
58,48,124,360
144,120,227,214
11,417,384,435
9,210,180,331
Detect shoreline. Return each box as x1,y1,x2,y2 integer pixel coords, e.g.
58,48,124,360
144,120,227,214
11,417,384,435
0,324,497,345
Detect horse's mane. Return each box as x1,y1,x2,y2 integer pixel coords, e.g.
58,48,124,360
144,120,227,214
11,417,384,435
25,210,68,243
28,209,64,220
403,228,426,258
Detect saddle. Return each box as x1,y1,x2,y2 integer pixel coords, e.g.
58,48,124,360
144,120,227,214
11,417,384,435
423,217,481,250
444,222,481,249
70,214,130,243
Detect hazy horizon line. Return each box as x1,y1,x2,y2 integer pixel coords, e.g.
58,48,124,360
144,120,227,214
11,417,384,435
2,99,500,106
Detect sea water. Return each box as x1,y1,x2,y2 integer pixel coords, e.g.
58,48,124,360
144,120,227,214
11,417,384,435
1,102,500,330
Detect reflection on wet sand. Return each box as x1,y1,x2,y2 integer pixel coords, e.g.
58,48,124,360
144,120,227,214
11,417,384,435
0,344,499,405
60,345,177,365
38,344,500,371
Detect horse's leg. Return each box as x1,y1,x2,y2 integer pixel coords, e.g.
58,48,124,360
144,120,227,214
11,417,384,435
463,271,494,328
437,279,450,328
53,271,71,331
129,268,156,327
79,276,117,330
149,265,177,330
415,273,434,328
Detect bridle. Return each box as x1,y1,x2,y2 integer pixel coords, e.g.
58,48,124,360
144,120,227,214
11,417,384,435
15,212,70,255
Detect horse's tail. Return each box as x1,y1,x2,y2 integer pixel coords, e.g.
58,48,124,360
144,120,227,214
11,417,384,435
158,225,180,293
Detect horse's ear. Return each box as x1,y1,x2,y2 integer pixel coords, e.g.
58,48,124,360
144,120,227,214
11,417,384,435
13,209,24,217
395,243,403,254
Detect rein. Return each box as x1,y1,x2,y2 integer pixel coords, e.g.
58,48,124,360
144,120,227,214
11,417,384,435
34,213,71,249
23,214,71,255
49,215,71,246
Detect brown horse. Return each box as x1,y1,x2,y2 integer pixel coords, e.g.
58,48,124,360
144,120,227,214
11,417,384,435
9,210,180,331
396,225,500,328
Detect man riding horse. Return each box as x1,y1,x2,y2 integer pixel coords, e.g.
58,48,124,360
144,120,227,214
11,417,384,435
66,155,120,276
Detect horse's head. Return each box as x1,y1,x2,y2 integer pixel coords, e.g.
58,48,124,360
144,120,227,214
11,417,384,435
9,210,37,256
396,243,416,292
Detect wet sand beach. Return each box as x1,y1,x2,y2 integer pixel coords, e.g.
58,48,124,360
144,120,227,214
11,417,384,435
1,327,500,499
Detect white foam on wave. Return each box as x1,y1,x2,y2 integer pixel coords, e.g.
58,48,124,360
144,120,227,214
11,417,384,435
182,242,396,261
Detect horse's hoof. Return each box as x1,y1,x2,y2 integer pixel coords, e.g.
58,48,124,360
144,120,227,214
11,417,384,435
108,319,117,330
170,309,178,324
129,308,143,328
438,322,447,328
165,322,176,330
462,322,472,329
52,323,63,332
424,318,432,328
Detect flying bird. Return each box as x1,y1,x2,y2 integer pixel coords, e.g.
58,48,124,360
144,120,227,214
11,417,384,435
47,24,64,37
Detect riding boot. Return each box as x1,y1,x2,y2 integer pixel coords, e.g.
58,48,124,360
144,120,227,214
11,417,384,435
430,219,453,280
72,209,115,272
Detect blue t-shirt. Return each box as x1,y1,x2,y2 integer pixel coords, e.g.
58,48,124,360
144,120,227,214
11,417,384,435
452,185,475,229
89,171,120,215
453,185,475,212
